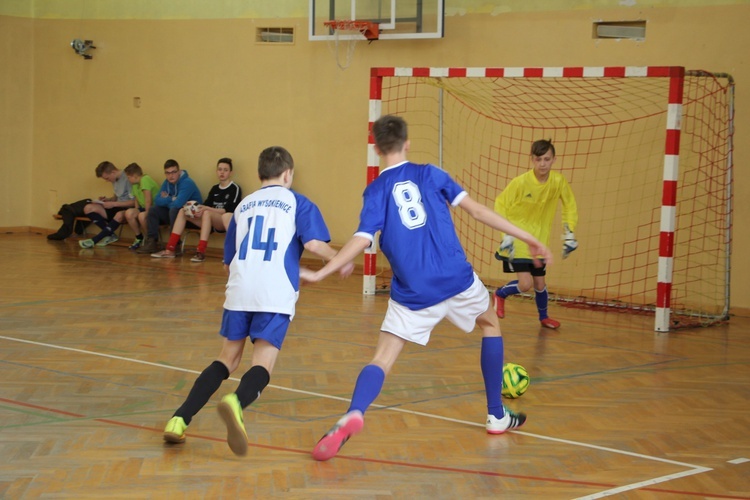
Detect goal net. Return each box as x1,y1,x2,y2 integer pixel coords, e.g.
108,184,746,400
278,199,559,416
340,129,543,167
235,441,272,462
365,67,734,331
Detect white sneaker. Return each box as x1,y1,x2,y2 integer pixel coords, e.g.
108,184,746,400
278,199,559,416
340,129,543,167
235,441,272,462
486,409,527,434
151,249,176,258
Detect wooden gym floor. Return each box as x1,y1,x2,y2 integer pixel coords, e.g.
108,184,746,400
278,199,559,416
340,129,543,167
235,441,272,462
1,232,748,499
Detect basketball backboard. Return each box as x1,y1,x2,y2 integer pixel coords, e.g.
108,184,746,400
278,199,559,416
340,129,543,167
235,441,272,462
309,0,444,41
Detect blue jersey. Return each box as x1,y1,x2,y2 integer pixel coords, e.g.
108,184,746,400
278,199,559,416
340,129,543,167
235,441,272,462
223,185,331,319
356,161,475,310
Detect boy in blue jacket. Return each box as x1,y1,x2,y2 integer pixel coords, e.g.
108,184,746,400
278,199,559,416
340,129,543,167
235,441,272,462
136,159,202,254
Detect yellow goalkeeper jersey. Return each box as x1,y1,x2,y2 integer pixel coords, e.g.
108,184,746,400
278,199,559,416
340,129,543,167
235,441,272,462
494,170,578,262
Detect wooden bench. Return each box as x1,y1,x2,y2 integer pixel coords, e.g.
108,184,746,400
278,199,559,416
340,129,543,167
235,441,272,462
52,214,209,253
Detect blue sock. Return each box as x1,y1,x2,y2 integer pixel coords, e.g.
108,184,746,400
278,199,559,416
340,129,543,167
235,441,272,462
91,220,120,243
535,287,549,320
347,364,385,414
495,280,520,299
87,212,108,231
481,336,504,419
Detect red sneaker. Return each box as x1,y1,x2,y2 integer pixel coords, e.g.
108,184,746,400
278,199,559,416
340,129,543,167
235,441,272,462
312,410,364,461
540,317,560,329
494,293,505,319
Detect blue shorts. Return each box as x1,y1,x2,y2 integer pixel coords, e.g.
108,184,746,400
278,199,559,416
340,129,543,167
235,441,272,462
219,309,290,350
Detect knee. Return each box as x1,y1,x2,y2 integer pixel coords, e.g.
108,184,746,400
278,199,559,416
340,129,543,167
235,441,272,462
516,281,533,293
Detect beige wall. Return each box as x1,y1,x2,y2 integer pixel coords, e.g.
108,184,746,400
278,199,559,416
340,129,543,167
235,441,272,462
0,15,33,228
1,1,748,311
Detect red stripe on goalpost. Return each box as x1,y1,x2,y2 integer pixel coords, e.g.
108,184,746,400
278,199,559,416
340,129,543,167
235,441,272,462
523,68,544,77
659,232,675,258
562,67,584,77
363,252,377,275
664,130,681,155
662,180,678,206
657,282,672,308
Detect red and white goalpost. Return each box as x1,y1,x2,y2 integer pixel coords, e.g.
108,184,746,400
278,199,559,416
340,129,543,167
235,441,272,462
364,66,734,332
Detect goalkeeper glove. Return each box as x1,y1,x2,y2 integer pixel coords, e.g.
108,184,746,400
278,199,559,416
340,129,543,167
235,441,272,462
562,224,578,259
499,234,515,261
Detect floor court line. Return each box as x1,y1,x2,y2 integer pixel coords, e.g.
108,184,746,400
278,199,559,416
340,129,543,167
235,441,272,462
0,333,716,498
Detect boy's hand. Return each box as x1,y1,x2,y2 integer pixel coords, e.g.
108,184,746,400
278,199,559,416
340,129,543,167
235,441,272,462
339,261,355,279
529,241,553,267
300,267,320,283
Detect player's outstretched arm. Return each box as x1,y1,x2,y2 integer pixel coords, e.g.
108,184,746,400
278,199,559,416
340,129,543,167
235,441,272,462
301,235,370,283
459,195,553,265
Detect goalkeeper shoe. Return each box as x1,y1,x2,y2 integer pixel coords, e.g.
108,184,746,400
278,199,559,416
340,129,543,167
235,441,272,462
78,239,95,249
486,409,526,434
540,317,561,329
217,393,248,456
312,410,364,461
163,416,187,443
494,292,506,319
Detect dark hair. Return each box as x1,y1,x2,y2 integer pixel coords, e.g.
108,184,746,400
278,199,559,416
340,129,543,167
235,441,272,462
258,147,293,181
371,114,408,155
124,163,143,176
531,139,555,157
217,157,233,171
95,161,117,178
164,159,179,170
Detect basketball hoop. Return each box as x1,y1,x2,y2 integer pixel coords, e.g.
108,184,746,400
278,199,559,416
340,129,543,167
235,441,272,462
323,20,379,70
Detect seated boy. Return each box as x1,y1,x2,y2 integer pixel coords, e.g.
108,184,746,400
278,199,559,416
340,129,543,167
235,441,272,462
78,161,134,249
151,157,242,261
123,163,160,251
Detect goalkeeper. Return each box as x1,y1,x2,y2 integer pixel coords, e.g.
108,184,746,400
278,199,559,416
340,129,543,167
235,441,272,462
493,139,578,329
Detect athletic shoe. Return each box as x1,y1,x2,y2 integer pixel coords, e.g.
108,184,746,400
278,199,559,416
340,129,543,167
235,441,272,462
494,292,505,319
486,409,527,434
96,234,119,247
217,393,248,456
128,237,143,251
151,249,176,258
163,416,187,443
190,252,205,263
540,318,561,329
312,410,364,461
78,239,95,249
47,231,68,240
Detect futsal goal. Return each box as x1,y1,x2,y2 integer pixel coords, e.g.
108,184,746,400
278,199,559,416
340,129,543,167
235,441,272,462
363,66,734,332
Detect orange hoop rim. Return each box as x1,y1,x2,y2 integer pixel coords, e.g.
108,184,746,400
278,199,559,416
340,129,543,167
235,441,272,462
323,19,379,40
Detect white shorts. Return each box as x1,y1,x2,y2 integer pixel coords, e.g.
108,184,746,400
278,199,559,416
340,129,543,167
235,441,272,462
380,273,490,346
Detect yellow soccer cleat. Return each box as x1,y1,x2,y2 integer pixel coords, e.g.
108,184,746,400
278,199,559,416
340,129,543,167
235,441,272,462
217,393,248,456
163,416,187,443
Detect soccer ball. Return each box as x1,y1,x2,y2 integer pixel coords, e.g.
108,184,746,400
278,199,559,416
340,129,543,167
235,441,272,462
183,201,199,218
502,362,530,399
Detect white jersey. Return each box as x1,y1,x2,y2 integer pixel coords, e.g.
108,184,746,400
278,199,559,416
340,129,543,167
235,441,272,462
223,185,330,320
